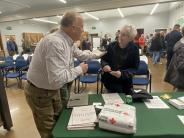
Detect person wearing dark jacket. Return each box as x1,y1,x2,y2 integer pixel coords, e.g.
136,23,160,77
150,33,162,64
101,25,140,94
164,26,184,92
165,24,182,69
81,38,91,51
6,36,18,56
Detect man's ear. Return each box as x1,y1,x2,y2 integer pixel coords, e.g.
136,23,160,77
71,26,75,33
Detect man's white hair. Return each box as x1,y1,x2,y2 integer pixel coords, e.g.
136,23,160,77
121,25,137,40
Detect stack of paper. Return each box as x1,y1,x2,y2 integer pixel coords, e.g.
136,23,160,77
178,96,184,102
98,104,136,134
144,96,170,109
169,96,184,109
102,93,124,105
67,105,97,130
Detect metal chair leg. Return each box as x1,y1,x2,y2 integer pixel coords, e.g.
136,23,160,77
100,82,103,94
77,79,80,93
97,80,99,94
5,77,8,87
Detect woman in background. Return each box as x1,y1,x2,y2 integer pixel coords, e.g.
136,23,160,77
150,33,162,64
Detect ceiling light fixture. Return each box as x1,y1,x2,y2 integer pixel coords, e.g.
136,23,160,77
32,18,58,24
57,15,63,18
59,0,67,4
150,3,159,15
84,12,99,21
117,8,124,18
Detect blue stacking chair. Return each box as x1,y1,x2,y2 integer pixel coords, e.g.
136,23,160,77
4,56,14,69
77,60,101,94
19,66,29,88
133,60,152,93
1,56,15,77
0,56,5,73
5,56,28,87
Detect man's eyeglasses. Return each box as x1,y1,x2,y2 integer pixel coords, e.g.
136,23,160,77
73,25,83,30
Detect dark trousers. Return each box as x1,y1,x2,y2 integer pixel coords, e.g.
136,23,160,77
102,73,133,95
166,49,173,69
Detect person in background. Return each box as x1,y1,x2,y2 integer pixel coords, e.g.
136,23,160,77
6,36,18,56
165,24,182,69
138,34,145,54
24,11,105,138
115,30,120,41
164,26,184,92
108,38,112,43
150,33,162,64
101,34,109,50
144,34,150,55
21,38,32,54
101,25,140,94
158,31,166,63
81,35,92,51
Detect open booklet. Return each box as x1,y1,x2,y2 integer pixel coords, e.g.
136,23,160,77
144,96,170,109
169,96,184,109
102,93,124,105
67,105,97,130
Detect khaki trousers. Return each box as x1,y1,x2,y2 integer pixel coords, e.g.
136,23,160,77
60,81,73,107
24,83,62,138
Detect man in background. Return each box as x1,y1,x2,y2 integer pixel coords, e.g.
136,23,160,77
165,24,182,69
6,36,18,56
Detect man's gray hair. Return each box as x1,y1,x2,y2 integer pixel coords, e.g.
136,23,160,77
122,25,137,40
60,11,80,28
173,24,180,30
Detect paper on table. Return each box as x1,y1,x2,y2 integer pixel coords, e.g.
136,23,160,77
178,115,184,125
102,93,124,104
70,105,97,125
169,99,184,109
178,96,184,103
144,96,170,109
67,105,97,130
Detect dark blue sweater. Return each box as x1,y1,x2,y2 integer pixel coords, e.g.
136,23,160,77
100,41,140,93
101,41,140,73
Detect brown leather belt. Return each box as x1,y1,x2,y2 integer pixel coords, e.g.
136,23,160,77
27,80,37,88
27,80,58,92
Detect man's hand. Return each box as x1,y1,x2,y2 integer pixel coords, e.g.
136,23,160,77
80,62,88,73
110,71,121,78
103,65,112,72
92,49,106,58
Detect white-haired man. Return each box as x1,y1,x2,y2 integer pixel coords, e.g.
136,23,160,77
101,25,140,94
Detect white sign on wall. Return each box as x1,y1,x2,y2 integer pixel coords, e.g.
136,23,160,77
92,37,101,50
